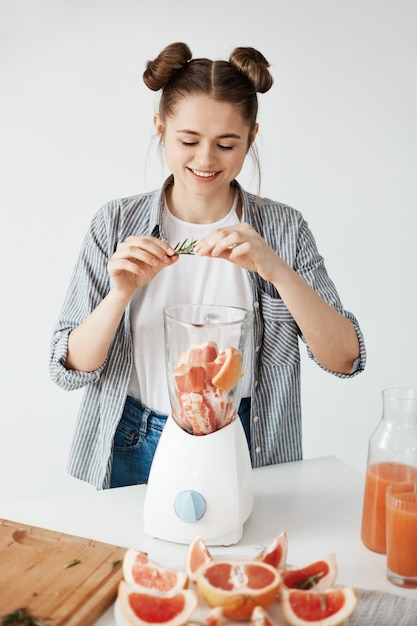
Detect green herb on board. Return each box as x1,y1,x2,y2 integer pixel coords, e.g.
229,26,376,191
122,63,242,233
1,608,51,626
64,558,81,569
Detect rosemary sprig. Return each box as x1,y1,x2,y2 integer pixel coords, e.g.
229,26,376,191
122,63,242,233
293,573,323,590
173,238,197,255
1,608,51,626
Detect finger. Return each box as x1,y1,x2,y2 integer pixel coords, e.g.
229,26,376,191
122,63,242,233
116,238,176,266
210,236,241,258
120,235,176,257
108,257,148,277
194,231,237,257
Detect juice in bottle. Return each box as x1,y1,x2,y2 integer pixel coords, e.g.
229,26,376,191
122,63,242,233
361,461,417,553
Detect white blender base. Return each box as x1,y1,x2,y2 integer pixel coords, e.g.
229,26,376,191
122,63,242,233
143,415,254,546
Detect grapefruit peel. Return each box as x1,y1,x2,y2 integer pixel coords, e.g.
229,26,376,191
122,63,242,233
281,553,337,592
122,548,188,593
186,533,213,582
204,606,224,626
118,581,198,626
250,605,275,626
211,346,243,392
196,559,281,621
280,586,358,626
254,530,288,571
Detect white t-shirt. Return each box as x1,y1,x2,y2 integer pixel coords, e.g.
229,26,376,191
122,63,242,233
127,193,253,413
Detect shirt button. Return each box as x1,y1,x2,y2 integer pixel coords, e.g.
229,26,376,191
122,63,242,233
253,301,259,309
255,345,260,352
255,446,261,454
253,415,259,423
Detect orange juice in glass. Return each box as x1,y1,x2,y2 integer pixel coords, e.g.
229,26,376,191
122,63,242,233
361,462,417,553
386,483,417,588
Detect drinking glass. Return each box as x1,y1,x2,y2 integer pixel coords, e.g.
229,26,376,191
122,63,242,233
386,482,417,588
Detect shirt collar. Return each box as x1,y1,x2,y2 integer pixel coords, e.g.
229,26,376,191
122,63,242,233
149,175,174,240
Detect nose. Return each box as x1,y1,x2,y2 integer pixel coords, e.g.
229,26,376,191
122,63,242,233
195,141,216,169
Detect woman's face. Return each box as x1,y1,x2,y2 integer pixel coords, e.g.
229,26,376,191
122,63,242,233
155,95,257,201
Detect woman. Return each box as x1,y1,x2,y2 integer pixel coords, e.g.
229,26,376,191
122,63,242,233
50,42,366,490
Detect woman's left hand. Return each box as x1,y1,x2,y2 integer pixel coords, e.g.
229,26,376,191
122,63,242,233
194,223,280,282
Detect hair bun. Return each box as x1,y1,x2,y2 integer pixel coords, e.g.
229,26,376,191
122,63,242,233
143,42,192,92
229,47,273,94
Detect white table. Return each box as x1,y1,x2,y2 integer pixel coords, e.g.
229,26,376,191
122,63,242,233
1,456,416,624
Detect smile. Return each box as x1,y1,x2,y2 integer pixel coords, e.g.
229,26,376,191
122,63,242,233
190,169,218,178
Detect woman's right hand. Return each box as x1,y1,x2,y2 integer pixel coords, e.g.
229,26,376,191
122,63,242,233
107,235,178,302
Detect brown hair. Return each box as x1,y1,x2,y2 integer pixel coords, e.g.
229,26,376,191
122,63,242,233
143,42,273,140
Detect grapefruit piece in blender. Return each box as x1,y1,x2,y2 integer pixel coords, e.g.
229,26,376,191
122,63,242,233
185,534,213,582
211,347,243,391
123,548,188,592
174,363,206,393
196,559,281,621
281,554,337,592
187,341,219,363
118,581,198,626
177,392,216,435
176,341,219,367
254,530,288,570
280,586,358,626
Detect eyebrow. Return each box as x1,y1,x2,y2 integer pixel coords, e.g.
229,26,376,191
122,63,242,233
176,130,242,140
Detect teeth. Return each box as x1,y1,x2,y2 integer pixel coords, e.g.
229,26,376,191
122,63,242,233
191,169,216,178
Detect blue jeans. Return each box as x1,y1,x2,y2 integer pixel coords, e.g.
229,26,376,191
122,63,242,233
110,395,251,488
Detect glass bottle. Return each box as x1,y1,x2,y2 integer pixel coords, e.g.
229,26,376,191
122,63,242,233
361,387,417,553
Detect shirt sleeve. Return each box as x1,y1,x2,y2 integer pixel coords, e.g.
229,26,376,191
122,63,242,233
49,204,114,390
295,217,367,378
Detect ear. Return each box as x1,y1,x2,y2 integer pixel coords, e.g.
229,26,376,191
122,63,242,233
250,123,259,145
154,114,165,139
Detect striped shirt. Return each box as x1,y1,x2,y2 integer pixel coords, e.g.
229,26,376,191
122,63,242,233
50,177,366,489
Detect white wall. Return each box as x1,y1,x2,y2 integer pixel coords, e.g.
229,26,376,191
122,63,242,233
1,0,416,504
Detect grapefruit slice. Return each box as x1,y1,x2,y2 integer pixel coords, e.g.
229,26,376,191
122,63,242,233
254,530,288,570
250,605,275,626
281,554,337,592
176,341,219,367
185,534,213,582
196,559,281,621
211,347,243,392
123,549,188,593
187,341,219,364
177,391,217,435
174,363,207,393
118,581,198,626
204,606,223,626
280,587,358,626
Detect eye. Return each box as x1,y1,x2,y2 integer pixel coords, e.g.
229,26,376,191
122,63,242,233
182,141,197,146
218,144,234,151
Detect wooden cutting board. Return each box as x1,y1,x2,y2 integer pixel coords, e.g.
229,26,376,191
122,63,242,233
0,518,127,625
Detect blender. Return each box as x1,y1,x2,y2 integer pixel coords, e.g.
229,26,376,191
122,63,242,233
143,304,254,546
